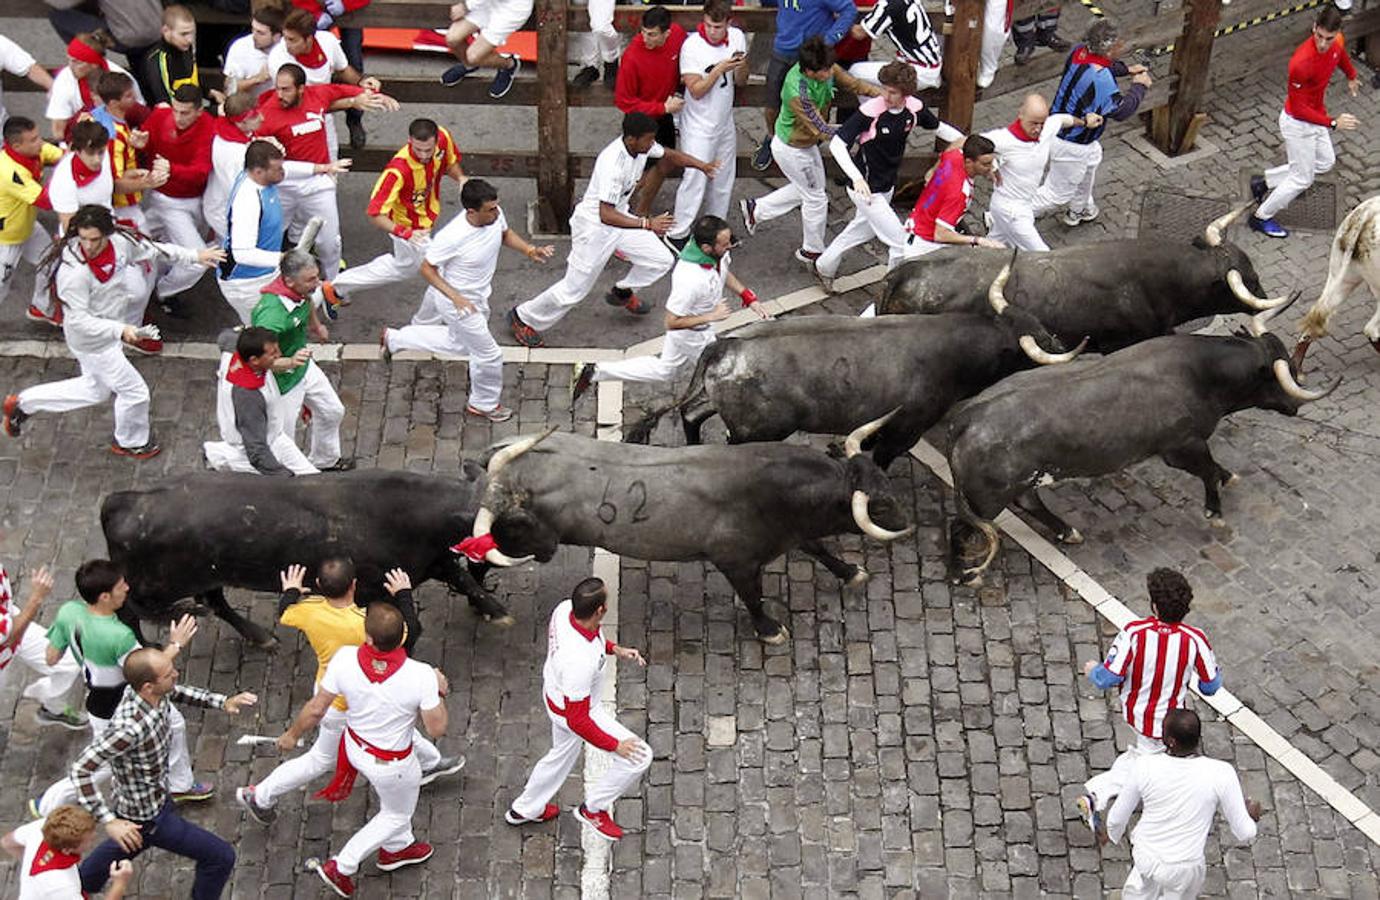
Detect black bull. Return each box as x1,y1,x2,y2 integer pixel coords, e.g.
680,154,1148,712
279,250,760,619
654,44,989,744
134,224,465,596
100,466,515,647
945,333,1336,584
472,426,913,643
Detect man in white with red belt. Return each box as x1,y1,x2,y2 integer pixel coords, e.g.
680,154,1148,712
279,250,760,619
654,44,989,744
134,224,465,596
277,602,448,898
504,577,650,842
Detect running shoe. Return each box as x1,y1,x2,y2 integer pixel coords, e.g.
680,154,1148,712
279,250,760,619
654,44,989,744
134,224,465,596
3,394,27,438
440,62,476,86
740,198,758,236
508,308,544,348
751,137,773,172
490,56,520,99
419,754,466,787
1249,215,1288,239
171,780,215,803
467,404,514,423
571,65,599,88
110,441,162,460
505,803,560,826
376,841,433,871
571,362,596,402
236,786,277,826
576,803,624,841
315,859,355,897
35,706,87,729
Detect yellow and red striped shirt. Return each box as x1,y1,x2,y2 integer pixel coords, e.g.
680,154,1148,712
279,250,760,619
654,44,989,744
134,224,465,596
365,126,461,231
106,118,141,209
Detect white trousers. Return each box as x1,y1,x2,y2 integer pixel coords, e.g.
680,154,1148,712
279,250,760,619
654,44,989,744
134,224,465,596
900,233,946,260
144,193,211,297
569,0,619,67
0,624,79,714
269,363,344,469
516,222,673,332
671,126,739,239
596,327,714,384
754,137,828,253
0,230,51,310
203,438,319,476
18,344,151,448
978,0,1010,87
1086,731,1165,811
1256,110,1335,221
511,704,650,818
39,705,196,814
986,197,1049,251
217,270,276,326
848,60,943,91
1035,139,1102,216
385,297,504,411
1123,852,1207,900
817,188,910,277
254,706,440,808
280,186,343,277
334,735,422,876
331,235,426,297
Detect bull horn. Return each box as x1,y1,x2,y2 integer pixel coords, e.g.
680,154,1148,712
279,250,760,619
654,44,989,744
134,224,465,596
843,407,902,458
1203,203,1248,247
470,507,533,568
851,491,913,542
1246,290,1301,336
485,425,560,478
1272,359,1339,402
1019,334,1088,366
1226,269,1291,311
987,263,1012,316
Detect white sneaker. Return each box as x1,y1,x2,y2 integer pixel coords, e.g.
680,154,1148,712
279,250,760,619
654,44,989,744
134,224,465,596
1061,207,1099,227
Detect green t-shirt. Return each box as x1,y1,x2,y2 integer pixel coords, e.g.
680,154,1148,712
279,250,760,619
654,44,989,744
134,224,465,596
251,291,312,394
47,600,139,689
775,64,835,144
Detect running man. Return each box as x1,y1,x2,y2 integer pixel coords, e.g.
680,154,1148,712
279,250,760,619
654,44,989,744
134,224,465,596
439,0,528,99
903,134,1003,256
849,0,944,90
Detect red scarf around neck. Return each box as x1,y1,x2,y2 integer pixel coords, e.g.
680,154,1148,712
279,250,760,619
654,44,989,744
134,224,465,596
293,38,329,70
225,353,267,390
263,275,307,304
71,153,102,186
3,144,43,181
358,643,407,683
29,841,82,876
698,22,729,47
1007,118,1037,142
81,239,118,283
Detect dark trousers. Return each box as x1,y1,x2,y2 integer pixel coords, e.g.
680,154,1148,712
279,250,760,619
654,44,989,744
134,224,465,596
79,802,235,900
340,27,365,130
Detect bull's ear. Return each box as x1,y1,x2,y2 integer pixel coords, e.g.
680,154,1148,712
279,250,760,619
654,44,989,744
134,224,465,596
461,459,485,482
1190,236,1209,250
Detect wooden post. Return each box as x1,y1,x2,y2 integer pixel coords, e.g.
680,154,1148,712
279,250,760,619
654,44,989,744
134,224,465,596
1150,0,1222,155
938,0,984,138
535,0,572,233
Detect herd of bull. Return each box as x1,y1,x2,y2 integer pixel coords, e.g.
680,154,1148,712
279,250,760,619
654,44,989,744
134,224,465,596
98,202,1379,646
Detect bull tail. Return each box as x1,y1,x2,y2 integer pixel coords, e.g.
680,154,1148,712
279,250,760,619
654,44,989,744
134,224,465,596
624,349,715,445
1300,206,1368,340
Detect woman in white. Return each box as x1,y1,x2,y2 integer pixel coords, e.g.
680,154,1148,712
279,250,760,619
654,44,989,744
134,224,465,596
45,33,143,143
5,206,222,459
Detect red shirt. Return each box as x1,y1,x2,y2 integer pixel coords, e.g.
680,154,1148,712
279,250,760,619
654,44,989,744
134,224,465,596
1284,33,1356,126
255,83,363,164
141,105,215,198
906,149,971,241
615,24,688,117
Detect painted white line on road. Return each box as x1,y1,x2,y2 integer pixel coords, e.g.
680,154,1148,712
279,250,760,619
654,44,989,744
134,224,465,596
908,437,1380,846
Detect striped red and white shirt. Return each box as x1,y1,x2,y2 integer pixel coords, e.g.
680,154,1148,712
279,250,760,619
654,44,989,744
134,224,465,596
1097,617,1220,740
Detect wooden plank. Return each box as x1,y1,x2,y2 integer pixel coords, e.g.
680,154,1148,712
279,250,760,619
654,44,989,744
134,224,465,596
938,0,984,134
536,0,573,232
1155,0,1223,155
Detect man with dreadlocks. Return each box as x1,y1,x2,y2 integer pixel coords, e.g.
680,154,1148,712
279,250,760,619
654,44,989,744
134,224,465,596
2,205,223,459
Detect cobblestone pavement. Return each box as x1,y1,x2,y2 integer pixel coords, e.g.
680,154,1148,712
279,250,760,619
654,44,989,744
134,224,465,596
3,10,1380,900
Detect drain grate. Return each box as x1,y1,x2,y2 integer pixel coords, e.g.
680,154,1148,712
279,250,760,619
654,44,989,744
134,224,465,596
1272,180,1340,231
1137,190,1233,239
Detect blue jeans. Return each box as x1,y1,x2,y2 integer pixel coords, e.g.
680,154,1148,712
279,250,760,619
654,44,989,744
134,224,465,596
79,802,235,899
340,27,365,130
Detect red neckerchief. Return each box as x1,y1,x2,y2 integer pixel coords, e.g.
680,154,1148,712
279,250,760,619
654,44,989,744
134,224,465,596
225,353,266,390
1007,118,1037,143
263,276,307,304
29,841,82,876
450,534,496,562
215,117,250,144
293,39,329,71
697,22,728,47
71,153,102,187
1070,45,1114,69
77,76,97,113
80,240,117,283
3,144,43,181
569,612,601,643
358,643,407,683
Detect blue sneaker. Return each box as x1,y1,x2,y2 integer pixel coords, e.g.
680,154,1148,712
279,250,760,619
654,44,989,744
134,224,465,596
751,137,773,172
440,62,476,86
1248,215,1288,239
1249,174,1267,205
490,56,520,99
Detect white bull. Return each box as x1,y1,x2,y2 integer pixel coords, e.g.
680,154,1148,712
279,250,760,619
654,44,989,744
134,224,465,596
1293,195,1380,369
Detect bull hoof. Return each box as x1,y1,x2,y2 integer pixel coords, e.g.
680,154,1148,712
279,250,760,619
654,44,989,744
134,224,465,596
485,613,516,627
1059,528,1084,545
759,624,790,645
845,568,870,588
955,568,985,587
1220,472,1238,488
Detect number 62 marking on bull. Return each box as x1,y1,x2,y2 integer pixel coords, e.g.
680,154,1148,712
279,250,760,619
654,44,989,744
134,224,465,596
596,478,650,525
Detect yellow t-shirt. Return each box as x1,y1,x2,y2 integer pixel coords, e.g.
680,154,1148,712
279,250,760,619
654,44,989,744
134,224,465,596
280,596,366,712
0,142,63,244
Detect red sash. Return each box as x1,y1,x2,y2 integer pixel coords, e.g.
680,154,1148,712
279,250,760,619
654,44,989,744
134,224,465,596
315,727,414,802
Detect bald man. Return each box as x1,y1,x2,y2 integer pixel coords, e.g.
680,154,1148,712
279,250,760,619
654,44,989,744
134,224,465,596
979,94,1100,250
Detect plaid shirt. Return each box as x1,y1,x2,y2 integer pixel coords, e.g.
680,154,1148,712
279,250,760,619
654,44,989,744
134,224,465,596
71,683,227,823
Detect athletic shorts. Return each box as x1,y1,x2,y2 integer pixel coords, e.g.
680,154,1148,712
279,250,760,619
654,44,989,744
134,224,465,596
463,0,534,48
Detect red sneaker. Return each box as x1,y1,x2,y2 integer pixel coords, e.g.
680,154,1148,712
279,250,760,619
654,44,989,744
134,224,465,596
376,841,433,872
109,440,162,460
621,294,653,316
315,859,355,897
25,305,61,327
3,394,26,438
504,803,559,826
576,804,624,841
127,337,163,356
507,308,544,348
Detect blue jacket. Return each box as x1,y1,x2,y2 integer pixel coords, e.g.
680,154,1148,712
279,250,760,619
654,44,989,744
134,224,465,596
1052,45,1146,145
773,0,857,56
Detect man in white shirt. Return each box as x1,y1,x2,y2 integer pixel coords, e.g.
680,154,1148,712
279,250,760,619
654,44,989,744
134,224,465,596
46,121,115,233
668,0,748,245
572,215,766,399
980,94,1099,251
278,603,449,898
1103,709,1263,900
382,179,554,423
0,34,54,132
1,804,133,900
509,112,718,348
222,5,285,100
505,577,650,841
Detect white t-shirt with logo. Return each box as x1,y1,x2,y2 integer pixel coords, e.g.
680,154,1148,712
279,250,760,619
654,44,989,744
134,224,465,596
542,599,609,710
320,646,441,752
423,207,507,311
678,27,747,136
0,35,36,131
13,819,83,900
47,151,115,219
575,137,665,227
223,34,277,100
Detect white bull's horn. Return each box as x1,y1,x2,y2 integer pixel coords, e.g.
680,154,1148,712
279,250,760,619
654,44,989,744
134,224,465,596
843,407,902,458
1019,334,1088,366
1226,269,1290,311
1247,290,1301,336
1272,359,1339,402
851,491,913,542
988,263,1012,316
486,425,559,477
470,507,533,567
1203,203,1248,247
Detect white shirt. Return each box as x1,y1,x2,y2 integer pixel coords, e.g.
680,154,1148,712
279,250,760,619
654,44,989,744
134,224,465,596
542,599,608,711
223,34,277,100
0,566,17,672
45,62,143,122
46,151,115,218
0,35,37,130
267,31,348,85
1107,753,1258,865
982,114,1078,207
678,27,747,136
575,137,665,227
320,645,441,752
12,819,83,899
423,207,507,310
57,233,199,354
666,251,730,324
